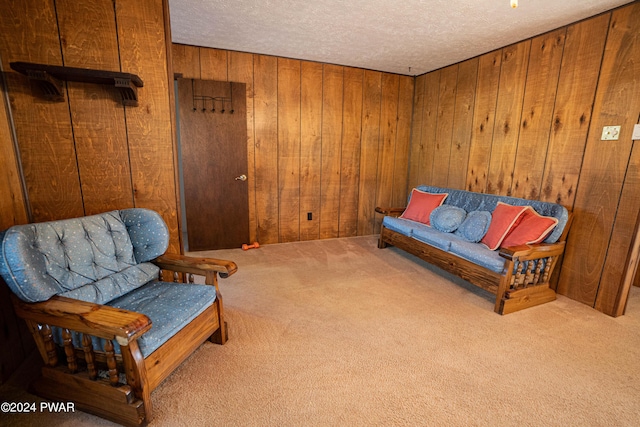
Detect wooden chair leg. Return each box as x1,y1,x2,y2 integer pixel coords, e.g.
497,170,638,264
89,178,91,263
494,267,513,314
120,340,152,424
207,272,228,345
210,321,228,344
378,229,389,249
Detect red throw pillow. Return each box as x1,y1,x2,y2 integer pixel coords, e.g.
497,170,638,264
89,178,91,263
481,202,529,250
400,189,448,225
501,207,559,248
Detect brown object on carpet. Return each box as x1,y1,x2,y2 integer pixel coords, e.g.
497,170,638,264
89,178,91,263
2,236,640,426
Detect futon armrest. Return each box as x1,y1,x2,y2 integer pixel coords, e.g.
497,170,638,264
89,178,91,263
12,295,151,344
498,241,566,261
153,253,238,278
375,206,406,217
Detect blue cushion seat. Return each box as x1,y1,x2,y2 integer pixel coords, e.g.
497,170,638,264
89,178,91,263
381,215,506,273
108,281,217,356
448,239,506,273
382,216,417,236
381,219,547,276
382,216,455,251
410,224,457,251
53,281,217,357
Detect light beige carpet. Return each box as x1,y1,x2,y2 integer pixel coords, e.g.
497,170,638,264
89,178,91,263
2,235,640,426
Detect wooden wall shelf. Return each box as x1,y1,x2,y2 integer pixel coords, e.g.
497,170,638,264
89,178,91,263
10,62,144,106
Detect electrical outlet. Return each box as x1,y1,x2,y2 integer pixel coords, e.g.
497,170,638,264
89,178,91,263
601,126,621,141
307,212,312,221
632,124,640,141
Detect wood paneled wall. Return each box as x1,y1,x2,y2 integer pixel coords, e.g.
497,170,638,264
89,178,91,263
0,77,31,383
0,0,637,384
0,83,27,230
0,0,178,381
408,2,640,317
173,44,414,244
0,0,180,251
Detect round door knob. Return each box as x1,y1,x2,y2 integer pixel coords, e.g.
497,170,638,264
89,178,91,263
235,174,247,181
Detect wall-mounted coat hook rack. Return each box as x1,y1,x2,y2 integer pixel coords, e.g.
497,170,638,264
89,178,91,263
190,78,234,114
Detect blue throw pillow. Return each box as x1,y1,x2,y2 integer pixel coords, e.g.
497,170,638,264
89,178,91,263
454,210,492,243
430,205,467,233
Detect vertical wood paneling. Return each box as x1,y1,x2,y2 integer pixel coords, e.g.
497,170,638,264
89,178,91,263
58,0,134,215
627,216,640,293
432,65,458,187
200,47,228,81
0,0,84,221
566,3,640,314
417,71,440,185
172,47,413,245
0,86,29,384
162,0,181,253
392,76,414,206
448,58,478,190
597,143,640,315
0,0,181,381
300,61,323,241
466,50,502,193
320,64,343,239
409,7,638,315
510,29,566,200
57,0,119,67
277,58,301,242
172,44,200,79
407,74,426,190
0,0,636,327
375,73,399,232
228,51,257,242
339,67,363,237
357,70,381,235
486,41,531,195
115,0,180,252
0,95,28,228
540,15,610,206
253,54,279,244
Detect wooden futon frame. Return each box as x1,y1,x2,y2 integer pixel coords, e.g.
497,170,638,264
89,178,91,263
376,207,573,315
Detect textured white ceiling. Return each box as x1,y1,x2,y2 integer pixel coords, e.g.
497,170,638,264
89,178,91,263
169,0,633,76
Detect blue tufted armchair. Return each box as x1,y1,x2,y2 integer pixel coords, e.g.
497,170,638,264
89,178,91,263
0,208,237,426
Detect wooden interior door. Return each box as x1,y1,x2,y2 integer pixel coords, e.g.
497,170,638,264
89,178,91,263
177,79,248,250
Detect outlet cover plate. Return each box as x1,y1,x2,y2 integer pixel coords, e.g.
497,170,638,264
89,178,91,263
632,124,640,141
601,125,621,140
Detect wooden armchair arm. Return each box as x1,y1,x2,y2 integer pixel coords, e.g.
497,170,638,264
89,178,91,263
375,206,406,217
153,253,238,279
497,241,567,297
498,241,566,261
12,295,151,345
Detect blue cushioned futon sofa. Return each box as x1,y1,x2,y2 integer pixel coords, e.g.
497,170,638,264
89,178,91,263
377,185,572,314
